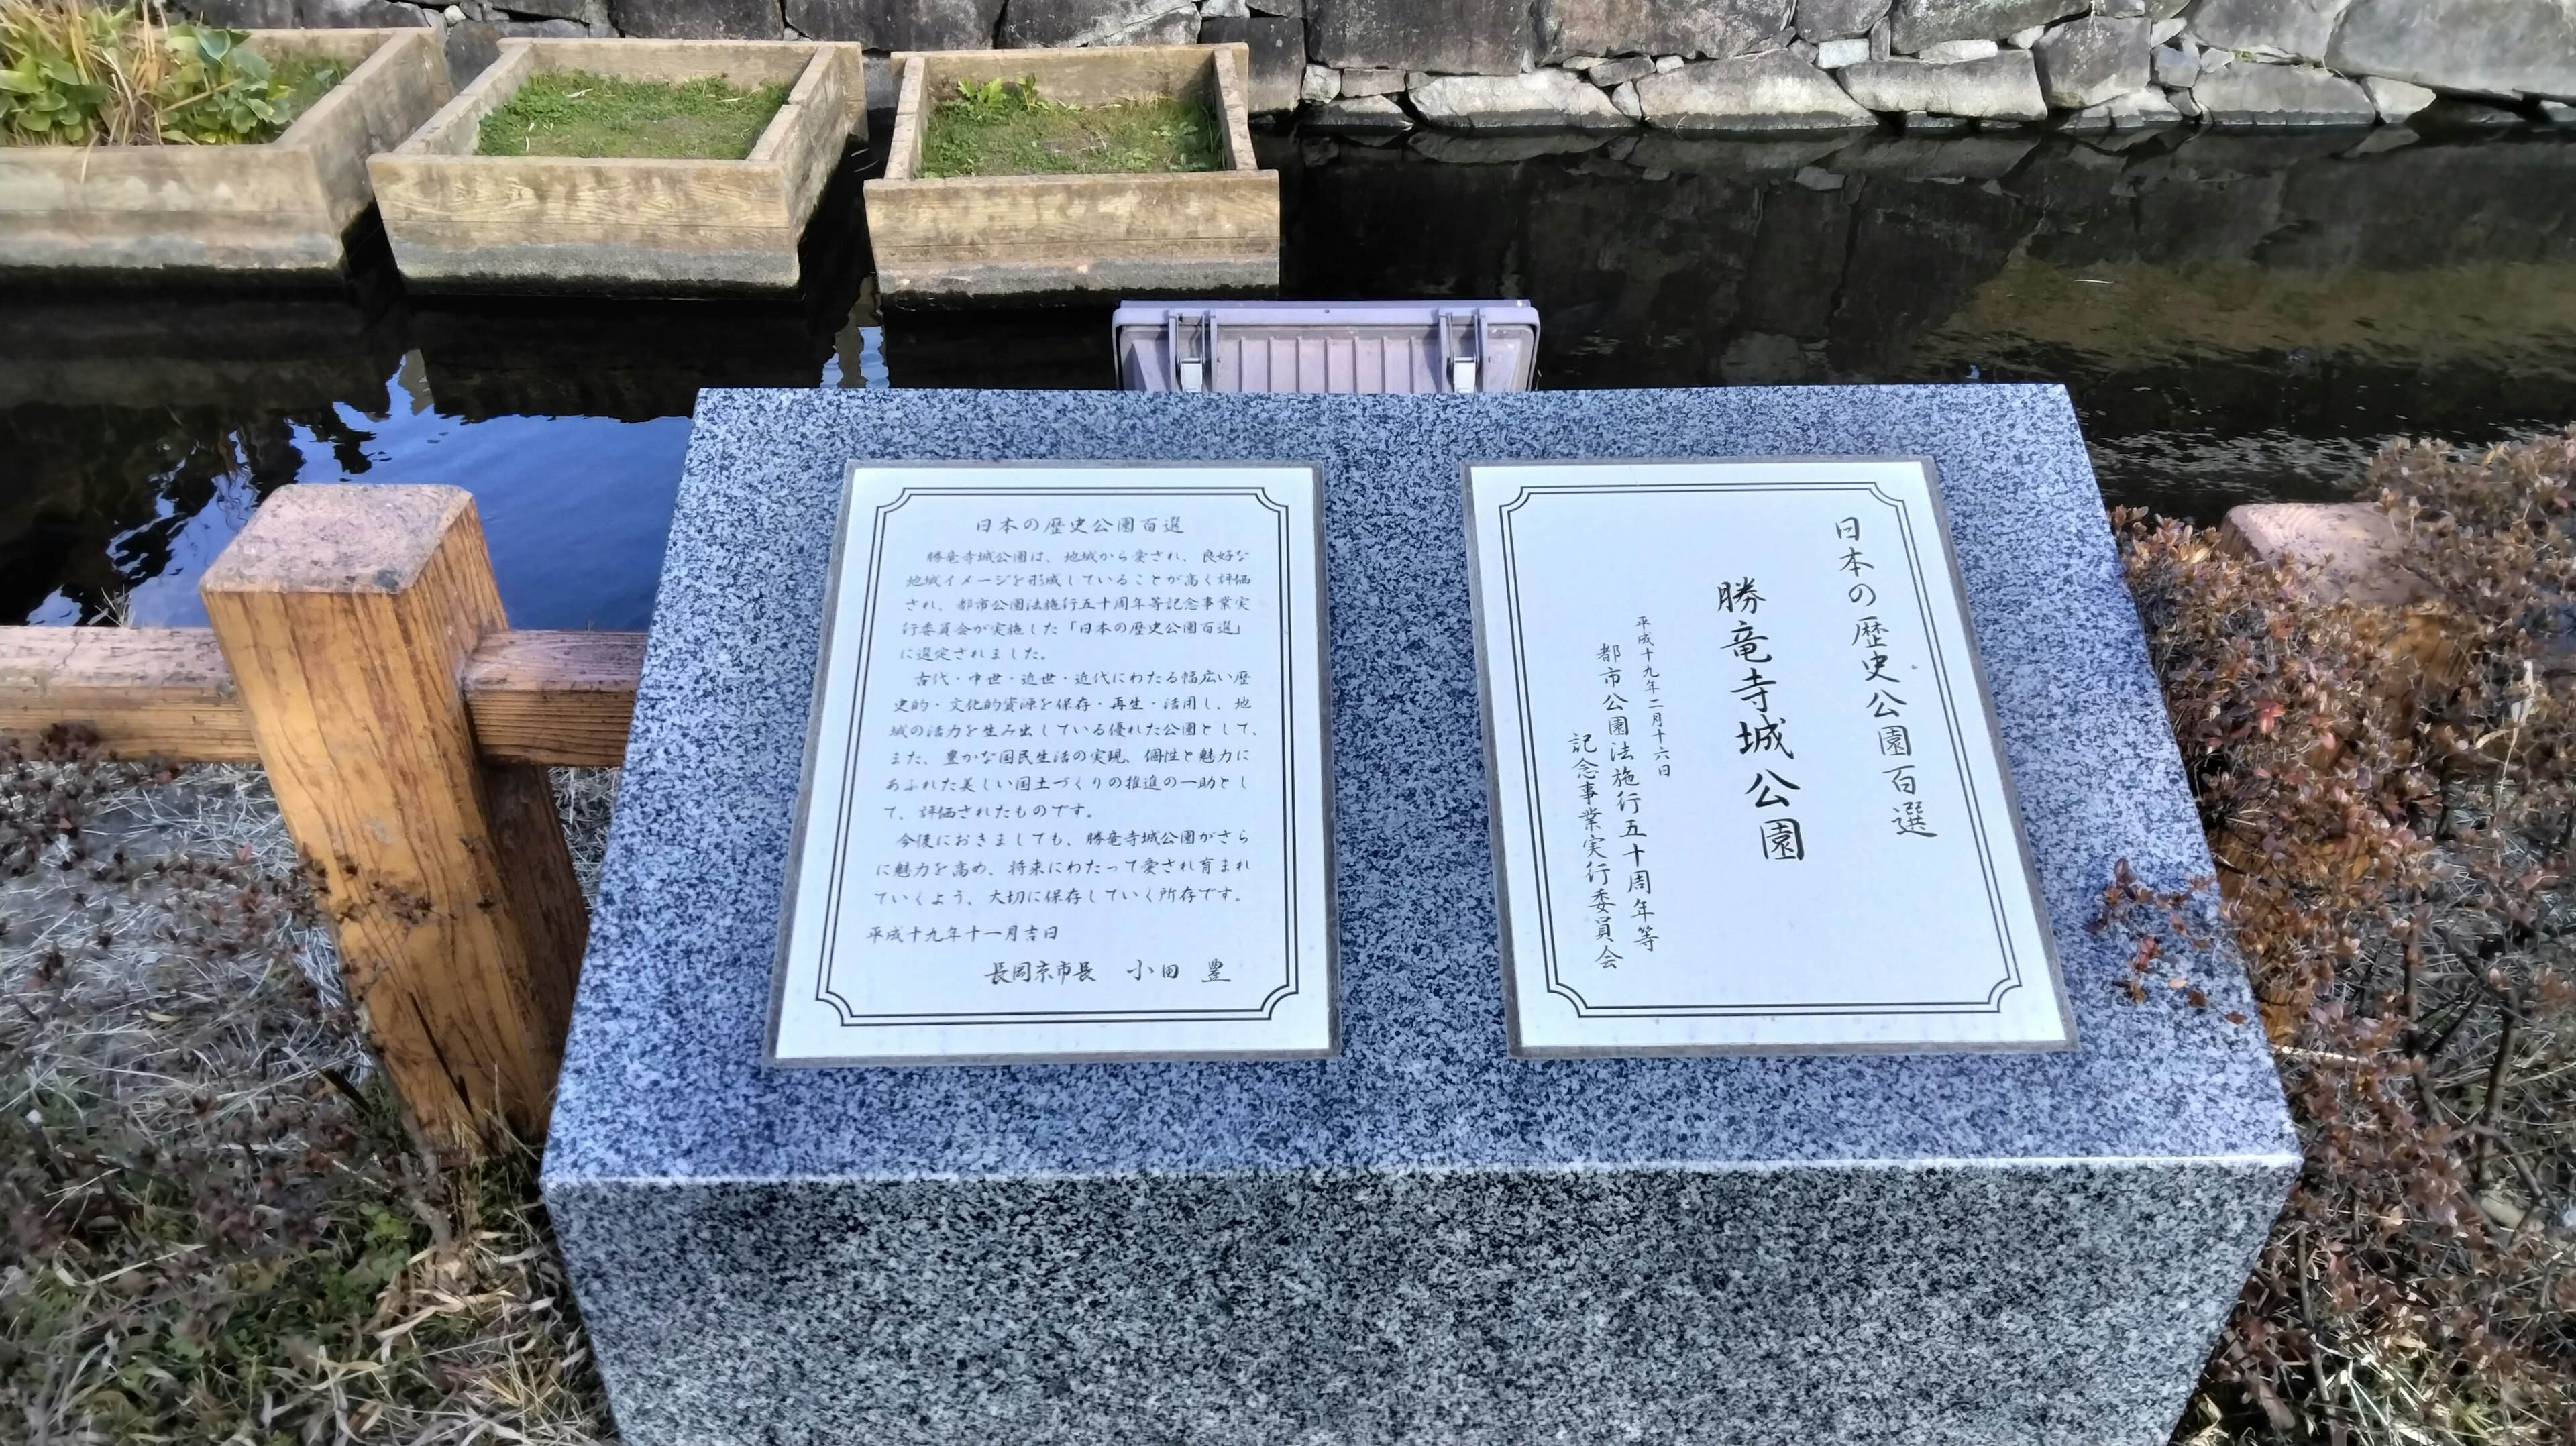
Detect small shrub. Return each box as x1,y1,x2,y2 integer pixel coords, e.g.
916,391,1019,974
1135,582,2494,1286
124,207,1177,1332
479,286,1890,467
2125,432,2576,1444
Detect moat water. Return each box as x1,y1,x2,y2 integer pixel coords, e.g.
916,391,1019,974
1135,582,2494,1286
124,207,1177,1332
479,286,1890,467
7,122,2575,629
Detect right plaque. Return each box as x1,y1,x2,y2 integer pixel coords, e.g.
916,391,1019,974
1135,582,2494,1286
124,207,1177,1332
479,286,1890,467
1465,458,2076,1056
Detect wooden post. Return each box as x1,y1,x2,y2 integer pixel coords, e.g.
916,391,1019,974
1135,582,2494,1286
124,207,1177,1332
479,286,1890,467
201,485,584,1151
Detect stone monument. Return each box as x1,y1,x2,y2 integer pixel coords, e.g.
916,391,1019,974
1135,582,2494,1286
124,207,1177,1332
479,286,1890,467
542,385,2297,1445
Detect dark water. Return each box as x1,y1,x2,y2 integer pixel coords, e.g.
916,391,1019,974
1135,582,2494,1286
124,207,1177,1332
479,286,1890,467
8,124,2576,629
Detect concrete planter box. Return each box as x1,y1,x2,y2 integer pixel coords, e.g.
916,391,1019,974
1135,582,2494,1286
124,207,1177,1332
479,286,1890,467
866,44,1278,302
368,39,865,294
0,30,448,277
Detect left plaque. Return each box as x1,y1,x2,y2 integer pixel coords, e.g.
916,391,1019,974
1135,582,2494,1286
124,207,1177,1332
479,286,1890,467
766,463,1338,1065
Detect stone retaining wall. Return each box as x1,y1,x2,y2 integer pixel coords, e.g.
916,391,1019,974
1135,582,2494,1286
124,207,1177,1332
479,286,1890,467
184,0,2576,132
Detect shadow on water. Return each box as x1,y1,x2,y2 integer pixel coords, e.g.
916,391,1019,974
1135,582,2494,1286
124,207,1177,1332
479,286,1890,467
910,125,2576,520
7,125,2576,625
0,141,876,628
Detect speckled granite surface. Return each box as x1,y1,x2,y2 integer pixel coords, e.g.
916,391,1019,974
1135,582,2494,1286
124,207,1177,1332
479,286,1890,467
543,386,2298,1446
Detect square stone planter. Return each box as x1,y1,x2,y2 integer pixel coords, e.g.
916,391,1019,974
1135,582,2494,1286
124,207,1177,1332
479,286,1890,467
368,39,865,294
866,44,1279,302
0,30,449,277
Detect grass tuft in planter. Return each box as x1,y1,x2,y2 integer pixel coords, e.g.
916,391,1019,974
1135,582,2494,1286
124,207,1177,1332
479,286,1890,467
865,44,1277,302
366,38,866,294
474,68,790,160
918,76,1218,178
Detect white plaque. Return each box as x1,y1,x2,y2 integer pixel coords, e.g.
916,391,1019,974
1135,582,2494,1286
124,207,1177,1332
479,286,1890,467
1466,458,2074,1056
767,463,1337,1064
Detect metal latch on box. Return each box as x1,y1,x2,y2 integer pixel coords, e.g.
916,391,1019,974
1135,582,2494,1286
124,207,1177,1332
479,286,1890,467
1166,311,1214,392
1438,309,1491,394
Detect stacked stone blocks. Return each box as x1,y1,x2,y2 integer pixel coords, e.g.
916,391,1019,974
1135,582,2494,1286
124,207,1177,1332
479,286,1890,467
179,0,2576,145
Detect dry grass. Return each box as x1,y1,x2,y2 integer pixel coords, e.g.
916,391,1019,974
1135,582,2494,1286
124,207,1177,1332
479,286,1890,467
2,0,174,146
0,738,618,1445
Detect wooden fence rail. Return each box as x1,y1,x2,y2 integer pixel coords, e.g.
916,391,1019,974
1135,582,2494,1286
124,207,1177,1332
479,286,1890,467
0,485,645,1155
0,622,643,767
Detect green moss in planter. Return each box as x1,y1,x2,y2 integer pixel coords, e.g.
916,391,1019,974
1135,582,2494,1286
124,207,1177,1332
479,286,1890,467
918,78,1220,180
476,70,792,160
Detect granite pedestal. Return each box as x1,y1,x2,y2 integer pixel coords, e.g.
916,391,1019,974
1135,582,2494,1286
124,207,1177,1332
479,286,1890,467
541,386,2298,1445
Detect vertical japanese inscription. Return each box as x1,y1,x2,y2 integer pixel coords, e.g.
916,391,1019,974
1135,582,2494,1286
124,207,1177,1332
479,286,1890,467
768,464,1336,1064
1839,514,1937,842
1466,458,2074,1056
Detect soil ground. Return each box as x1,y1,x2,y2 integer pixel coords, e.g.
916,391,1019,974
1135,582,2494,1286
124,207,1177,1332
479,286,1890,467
1,757,617,1445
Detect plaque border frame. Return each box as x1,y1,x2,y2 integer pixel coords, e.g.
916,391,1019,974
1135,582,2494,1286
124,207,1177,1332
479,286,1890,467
763,459,1341,1068
815,484,1301,1027
1461,456,2077,1060
1505,481,2015,1014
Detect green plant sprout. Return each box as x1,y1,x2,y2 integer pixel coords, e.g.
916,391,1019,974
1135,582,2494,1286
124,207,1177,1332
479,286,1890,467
918,74,1220,179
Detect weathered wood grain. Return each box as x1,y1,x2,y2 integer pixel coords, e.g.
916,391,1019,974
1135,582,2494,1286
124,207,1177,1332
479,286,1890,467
0,628,258,760
462,631,646,767
0,146,321,214
883,54,928,182
376,157,794,225
0,626,645,767
201,486,585,1149
1214,46,1257,172
401,42,536,158
898,44,1232,109
754,39,858,226
374,219,798,247
871,249,1279,297
292,26,457,233
868,169,1277,247
527,37,817,87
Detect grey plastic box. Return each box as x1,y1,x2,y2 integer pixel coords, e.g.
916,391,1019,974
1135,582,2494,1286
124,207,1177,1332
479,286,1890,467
1114,300,1540,392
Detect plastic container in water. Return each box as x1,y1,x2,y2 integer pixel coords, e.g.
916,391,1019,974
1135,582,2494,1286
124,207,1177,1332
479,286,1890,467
1112,300,1540,393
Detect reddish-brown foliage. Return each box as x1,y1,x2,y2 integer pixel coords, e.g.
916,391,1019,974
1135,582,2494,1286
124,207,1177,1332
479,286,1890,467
2127,433,2576,1444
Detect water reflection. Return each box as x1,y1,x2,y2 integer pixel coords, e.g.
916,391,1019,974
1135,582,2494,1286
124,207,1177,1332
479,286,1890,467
1,154,872,628
6,127,2575,626
412,295,836,423
2,405,304,627
1265,126,2576,517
